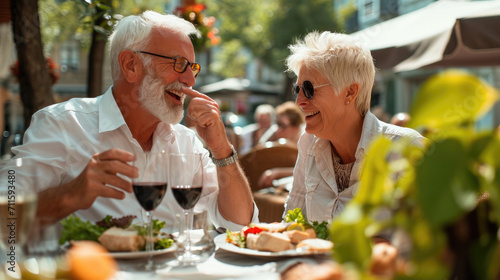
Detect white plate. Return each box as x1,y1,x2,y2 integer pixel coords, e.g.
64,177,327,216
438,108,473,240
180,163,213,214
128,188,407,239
62,242,177,259
109,242,178,259
214,234,330,258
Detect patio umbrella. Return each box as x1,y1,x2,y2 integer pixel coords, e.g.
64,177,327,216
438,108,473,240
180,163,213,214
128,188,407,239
351,0,500,72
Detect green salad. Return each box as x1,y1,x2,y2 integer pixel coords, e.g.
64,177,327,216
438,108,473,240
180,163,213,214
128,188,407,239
59,214,174,250
284,208,329,240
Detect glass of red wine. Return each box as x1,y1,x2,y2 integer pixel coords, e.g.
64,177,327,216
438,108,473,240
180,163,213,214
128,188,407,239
169,153,203,266
132,150,168,270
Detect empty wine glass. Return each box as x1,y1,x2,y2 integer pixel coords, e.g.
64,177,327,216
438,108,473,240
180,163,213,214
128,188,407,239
132,150,169,270
169,153,203,266
0,158,38,277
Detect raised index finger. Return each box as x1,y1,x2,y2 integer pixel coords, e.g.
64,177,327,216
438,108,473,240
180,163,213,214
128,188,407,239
181,87,212,101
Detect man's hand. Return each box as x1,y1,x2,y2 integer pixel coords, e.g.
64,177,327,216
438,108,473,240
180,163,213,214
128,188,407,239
182,87,232,158
182,88,254,226
70,148,138,210
37,148,139,223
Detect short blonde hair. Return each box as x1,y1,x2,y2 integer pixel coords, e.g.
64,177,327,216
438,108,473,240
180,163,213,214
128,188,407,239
286,31,375,115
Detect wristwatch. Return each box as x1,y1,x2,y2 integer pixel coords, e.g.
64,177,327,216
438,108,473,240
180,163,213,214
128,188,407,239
210,145,238,167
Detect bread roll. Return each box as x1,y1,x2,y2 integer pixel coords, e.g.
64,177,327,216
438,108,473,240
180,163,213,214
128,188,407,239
296,238,333,253
98,227,143,252
253,232,294,252
370,242,398,277
284,230,313,244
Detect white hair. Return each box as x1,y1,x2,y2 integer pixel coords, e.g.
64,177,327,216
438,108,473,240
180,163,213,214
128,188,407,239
254,104,276,123
286,31,375,115
108,10,197,82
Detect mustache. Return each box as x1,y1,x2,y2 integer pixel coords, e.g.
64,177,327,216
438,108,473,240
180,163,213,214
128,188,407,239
165,81,184,92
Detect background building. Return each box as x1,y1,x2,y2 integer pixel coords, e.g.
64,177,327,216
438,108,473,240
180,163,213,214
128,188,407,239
335,0,500,129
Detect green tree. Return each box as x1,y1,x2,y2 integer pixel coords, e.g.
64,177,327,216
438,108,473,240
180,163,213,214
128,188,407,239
205,0,340,100
39,0,168,97
267,0,341,100
10,0,56,129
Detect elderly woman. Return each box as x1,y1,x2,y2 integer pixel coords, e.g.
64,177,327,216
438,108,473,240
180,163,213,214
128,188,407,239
283,31,424,223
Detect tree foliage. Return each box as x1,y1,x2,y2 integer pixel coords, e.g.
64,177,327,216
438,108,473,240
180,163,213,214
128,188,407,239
39,0,168,51
38,0,168,97
204,0,340,79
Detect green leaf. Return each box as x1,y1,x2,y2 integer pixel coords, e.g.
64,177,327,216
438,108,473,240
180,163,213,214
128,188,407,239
59,215,106,244
416,138,477,227
470,237,499,280
330,203,372,270
311,221,329,240
393,255,449,280
154,238,174,250
408,70,499,131
95,3,112,10
284,208,306,224
356,136,393,206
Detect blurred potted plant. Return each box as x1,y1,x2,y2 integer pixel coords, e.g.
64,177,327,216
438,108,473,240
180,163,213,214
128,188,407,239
175,3,220,52
329,69,500,279
10,57,60,85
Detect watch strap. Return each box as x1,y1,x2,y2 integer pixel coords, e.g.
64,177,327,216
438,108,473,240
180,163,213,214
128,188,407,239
210,146,238,167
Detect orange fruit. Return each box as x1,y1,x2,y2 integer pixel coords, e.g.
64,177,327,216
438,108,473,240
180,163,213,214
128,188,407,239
67,241,117,280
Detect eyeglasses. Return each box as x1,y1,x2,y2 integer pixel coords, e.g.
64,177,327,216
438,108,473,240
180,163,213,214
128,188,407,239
276,122,290,129
292,80,332,100
277,121,289,129
135,51,201,78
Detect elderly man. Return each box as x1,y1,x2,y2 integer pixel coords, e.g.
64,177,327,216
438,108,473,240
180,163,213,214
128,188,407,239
1,11,257,231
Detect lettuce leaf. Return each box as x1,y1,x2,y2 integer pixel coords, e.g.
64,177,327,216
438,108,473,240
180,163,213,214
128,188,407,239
284,208,329,240
284,208,306,224
59,215,106,245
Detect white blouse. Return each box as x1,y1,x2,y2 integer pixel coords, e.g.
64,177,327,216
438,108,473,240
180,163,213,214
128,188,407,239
284,111,424,223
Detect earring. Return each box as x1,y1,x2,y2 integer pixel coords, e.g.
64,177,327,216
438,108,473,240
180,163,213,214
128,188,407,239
347,101,350,104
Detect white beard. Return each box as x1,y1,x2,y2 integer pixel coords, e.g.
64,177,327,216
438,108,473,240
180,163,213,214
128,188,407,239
138,71,185,124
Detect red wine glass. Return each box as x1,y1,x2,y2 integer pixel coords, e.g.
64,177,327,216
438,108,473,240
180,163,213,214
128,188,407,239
132,150,168,270
168,153,203,266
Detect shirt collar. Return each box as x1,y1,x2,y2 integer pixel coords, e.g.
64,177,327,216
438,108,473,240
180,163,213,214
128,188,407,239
356,110,382,158
98,86,128,133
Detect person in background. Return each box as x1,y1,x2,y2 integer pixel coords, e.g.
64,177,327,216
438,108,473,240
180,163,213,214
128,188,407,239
390,112,411,127
270,101,305,144
257,101,305,188
239,104,276,155
283,31,424,231
0,11,257,231
371,105,391,123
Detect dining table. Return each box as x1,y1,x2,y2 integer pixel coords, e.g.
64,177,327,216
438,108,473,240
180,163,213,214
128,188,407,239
111,229,331,280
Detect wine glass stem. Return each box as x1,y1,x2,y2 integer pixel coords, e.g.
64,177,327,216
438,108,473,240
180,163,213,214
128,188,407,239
145,210,154,270
184,209,193,252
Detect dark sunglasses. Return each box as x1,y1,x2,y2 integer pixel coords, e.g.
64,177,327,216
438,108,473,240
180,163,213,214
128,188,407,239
292,80,332,100
136,51,201,78
277,121,289,129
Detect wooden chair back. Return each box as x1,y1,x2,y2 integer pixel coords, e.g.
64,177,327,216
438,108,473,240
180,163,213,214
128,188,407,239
239,140,298,192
